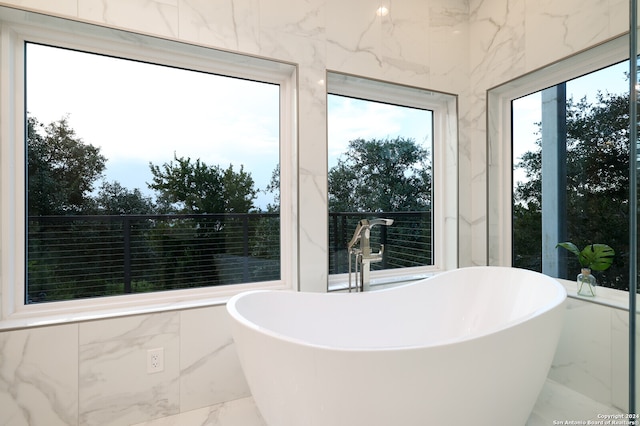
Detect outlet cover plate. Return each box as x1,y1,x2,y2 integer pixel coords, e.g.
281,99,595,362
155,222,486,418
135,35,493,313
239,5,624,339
147,347,164,373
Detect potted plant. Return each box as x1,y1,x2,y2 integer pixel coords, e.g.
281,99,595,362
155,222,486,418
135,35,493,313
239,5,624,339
556,242,615,297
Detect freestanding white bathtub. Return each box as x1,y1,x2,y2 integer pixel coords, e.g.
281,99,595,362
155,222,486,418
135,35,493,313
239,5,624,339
226,266,567,426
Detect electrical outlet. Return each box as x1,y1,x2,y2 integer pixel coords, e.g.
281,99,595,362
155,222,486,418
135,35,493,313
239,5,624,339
147,347,164,373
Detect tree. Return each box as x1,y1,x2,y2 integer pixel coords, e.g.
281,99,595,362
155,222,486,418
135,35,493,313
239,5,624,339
147,153,260,287
513,92,629,289
263,164,280,213
328,137,431,212
95,181,155,215
148,153,257,214
27,115,111,302
251,164,280,273
27,115,106,215
327,137,432,274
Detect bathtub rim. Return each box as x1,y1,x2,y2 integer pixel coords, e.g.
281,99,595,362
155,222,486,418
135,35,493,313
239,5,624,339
226,266,567,352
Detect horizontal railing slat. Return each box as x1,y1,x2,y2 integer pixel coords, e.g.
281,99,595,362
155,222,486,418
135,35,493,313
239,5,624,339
27,211,430,303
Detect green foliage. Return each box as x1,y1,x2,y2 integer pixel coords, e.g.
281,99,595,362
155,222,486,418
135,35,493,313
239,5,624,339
556,242,615,271
327,137,432,273
263,164,280,213
328,137,431,212
26,115,276,303
148,153,257,214
95,181,155,214
27,115,106,215
513,91,629,289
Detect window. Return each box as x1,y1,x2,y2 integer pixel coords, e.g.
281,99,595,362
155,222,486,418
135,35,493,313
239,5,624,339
511,62,629,290
25,42,284,303
1,8,296,318
488,34,630,291
326,72,458,287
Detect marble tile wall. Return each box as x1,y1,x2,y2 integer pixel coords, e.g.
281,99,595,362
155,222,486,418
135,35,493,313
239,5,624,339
611,307,640,411
0,306,250,426
78,312,182,425
550,300,617,408
548,298,640,413
0,0,636,424
0,324,78,425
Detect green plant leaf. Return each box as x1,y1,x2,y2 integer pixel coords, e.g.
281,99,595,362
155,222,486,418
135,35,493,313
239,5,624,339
556,242,615,271
579,244,615,271
556,242,581,259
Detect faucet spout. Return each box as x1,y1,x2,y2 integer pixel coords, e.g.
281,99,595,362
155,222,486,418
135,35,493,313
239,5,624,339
368,218,394,228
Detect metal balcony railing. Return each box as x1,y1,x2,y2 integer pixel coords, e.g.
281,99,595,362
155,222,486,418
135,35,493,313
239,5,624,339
27,210,431,303
328,211,432,274
27,213,280,303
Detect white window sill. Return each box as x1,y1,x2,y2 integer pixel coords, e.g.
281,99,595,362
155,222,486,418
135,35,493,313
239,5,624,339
328,272,435,292
0,281,288,332
556,277,633,312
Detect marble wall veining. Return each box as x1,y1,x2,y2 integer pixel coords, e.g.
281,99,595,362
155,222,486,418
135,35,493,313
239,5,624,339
78,313,182,425
549,296,640,412
0,324,78,425
0,0,634,424
1,305,250,426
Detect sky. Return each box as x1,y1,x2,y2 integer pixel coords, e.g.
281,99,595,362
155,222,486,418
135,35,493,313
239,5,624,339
327,94,433,171
27,43,432,210
26,42,280,209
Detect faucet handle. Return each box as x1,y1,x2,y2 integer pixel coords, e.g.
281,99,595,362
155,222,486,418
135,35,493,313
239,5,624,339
365,244,384,263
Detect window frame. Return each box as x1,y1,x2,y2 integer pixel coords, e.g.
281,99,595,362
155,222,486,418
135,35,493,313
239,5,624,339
326,72,458,289
487,34,628,269
0,7,298,326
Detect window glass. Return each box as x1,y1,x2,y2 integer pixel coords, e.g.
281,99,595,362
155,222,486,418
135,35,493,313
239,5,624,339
25,42,281,303
327,93,433,275
512,61,629,290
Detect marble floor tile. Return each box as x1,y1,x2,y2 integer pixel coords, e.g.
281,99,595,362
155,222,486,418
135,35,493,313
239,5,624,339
130,397,266,426
134,379,625,426
527,379,625,426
